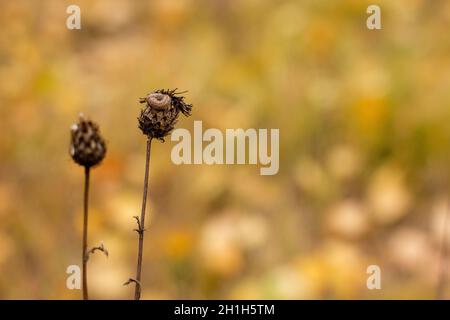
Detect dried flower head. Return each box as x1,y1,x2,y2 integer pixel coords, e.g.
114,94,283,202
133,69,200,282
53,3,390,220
70,114,107,168
138,89,193,141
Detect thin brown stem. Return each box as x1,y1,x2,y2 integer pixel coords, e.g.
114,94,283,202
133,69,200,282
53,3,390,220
437,201,450,299
82,166,90,300
134,136,153,300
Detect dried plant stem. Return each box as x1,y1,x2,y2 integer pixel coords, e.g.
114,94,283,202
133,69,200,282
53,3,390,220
437,202,450,299
134,136,153,300
82,166,90,300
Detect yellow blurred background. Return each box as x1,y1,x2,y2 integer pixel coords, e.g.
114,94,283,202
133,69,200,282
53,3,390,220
1,0,450,299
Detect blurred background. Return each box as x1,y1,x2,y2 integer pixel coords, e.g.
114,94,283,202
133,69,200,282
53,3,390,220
0,0,450,299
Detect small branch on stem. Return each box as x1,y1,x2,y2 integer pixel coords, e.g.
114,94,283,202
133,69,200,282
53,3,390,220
70,114,106,301
133,216,146,235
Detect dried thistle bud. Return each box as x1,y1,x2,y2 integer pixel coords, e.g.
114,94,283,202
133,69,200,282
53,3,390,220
138,89,193,141
70,114,106,168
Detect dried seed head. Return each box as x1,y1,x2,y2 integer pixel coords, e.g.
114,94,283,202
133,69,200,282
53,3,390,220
138,89,193,141
70,114,107,168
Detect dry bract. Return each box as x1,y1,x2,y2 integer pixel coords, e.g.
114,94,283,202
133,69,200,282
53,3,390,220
70,114,107,168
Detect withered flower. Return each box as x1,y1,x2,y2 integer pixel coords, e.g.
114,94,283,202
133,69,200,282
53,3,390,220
70,114,106,168
138,89,192,141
